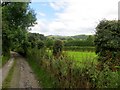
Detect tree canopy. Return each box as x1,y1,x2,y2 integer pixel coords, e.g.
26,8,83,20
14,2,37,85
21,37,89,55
2,2,37,56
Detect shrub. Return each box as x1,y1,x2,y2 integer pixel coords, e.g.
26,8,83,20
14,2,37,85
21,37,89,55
37,41,44,49
94,64,120,88
53,40,63,58
95,20,120,66
31,41,37,48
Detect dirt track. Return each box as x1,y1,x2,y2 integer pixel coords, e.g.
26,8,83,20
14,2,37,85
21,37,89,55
1,52,40,88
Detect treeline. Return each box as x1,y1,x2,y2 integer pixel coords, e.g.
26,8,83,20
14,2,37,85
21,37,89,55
63,46,95,52
47,35,94,46
64,35,94,47
15,33,46,56
44,35,95,52
63,35,95,51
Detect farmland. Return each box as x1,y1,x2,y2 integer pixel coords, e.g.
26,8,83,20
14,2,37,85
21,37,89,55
65,51,97,61
47,50,97,65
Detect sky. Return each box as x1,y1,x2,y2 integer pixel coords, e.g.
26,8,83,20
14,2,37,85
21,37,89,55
29,0,119,36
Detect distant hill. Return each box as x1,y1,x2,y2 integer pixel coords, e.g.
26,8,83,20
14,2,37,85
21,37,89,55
46,34,91,40
71,35,89,40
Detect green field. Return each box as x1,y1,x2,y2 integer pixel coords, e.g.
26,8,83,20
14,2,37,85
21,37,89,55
65,51,97,62
48,50,97,63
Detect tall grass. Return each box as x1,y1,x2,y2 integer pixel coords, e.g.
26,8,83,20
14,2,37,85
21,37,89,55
0,56,10,68
27,48,59,88
26,48,120,88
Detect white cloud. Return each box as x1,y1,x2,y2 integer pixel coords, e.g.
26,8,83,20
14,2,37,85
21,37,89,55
30,19,49,34
31,0,60,2
31,0,119,36
38,12,46,17
49,2,67,11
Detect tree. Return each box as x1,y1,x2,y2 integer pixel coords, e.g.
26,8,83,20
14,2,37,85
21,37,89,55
45,38,54,49
86,35,94,46
28,33,46,49
94,20,120,66
37,41,44,49
53,40,63,58
2,2,37,56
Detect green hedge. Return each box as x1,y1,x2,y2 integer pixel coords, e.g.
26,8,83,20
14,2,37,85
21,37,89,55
64,46,95,52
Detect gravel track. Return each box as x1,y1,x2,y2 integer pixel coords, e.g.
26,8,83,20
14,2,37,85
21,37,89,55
1,52,40,88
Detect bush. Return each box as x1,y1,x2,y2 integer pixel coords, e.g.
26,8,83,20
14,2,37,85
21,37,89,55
37,41,44,49
95,20,120,66
53,40,63,58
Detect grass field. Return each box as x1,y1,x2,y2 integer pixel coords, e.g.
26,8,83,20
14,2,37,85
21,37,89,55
47,50,98,63
64,51,98,63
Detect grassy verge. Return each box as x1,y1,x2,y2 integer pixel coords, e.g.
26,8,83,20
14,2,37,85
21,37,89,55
0,56,10,68
2,59,16,89
0,56,2,68
27,59,58,88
